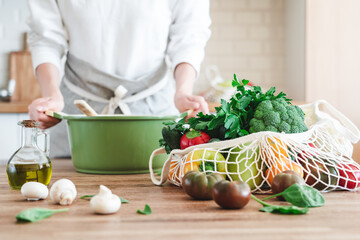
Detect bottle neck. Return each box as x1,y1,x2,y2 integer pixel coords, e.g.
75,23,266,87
21,127,36,147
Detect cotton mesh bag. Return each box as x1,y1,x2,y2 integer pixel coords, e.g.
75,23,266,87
149,100,360,192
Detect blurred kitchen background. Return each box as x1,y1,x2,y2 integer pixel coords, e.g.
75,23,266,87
0,0,359,161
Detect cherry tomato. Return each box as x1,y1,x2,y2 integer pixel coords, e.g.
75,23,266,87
271,170,305,200
182,171,224,200
212,180,251,209
180,130,211,149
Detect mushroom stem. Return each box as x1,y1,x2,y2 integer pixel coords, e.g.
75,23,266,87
60,191,74,205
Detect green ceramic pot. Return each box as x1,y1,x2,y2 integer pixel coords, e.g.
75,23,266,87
52,112,175,174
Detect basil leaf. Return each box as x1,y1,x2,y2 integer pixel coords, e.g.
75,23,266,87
16,208,69,223
281,184,325,207
137,204,152,215
80,194,130,203
260,205,309,215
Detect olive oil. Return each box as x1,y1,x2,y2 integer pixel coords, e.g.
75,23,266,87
7,163,52,189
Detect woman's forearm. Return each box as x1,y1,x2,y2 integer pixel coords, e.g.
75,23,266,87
173,62,208,115
35,63,63,100
174,62,197,95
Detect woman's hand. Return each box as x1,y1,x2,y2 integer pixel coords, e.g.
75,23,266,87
29,63,64,129
174,63,209,117
174,92,209,117
28,96,64,129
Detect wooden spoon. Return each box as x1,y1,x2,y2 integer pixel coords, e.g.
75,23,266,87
73,100,98,116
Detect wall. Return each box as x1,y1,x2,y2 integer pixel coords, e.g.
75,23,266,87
197,0,286,95
305,0,360,161
0,0,29,89
284,0,305,101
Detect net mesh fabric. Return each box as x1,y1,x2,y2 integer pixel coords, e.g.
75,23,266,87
163,101,360,192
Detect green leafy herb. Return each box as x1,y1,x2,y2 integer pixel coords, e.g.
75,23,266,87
159,74,294,150
251,195,308,215
80,194,95,200
260,205,309,214
120,197,130,203
80,194,130,203
16,207,69,223
137,204,152,215
261,184,325,208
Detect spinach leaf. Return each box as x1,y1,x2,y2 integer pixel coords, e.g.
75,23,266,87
262,184,325,208
80,194,130,203
137,204,152,215
251,195,308,215
260,205,309,214
16,207,69,223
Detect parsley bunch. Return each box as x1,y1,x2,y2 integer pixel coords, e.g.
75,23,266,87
188,74,291,139
159,74,292,151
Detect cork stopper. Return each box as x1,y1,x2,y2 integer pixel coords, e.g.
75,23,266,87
18,120,40,128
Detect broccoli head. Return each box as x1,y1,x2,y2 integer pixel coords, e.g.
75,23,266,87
248,98,307,134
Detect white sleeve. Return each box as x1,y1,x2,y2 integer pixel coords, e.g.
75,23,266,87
167,0,211,75
27,0,68,74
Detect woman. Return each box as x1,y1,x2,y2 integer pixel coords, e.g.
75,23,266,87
27,0,211,157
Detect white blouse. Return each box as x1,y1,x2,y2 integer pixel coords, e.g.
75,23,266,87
27,0,211,80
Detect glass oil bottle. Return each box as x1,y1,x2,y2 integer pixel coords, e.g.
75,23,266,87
6,120,52,189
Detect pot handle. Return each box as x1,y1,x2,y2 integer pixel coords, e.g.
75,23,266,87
45,110,67,120
149,147,171,186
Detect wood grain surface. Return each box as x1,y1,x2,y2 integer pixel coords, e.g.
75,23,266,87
1,159,360,240
10,51,41,104
0,102,29,113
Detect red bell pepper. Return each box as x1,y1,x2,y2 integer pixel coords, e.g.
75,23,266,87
180,130,211,149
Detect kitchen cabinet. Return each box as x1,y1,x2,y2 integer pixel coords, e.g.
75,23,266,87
1,159,360,239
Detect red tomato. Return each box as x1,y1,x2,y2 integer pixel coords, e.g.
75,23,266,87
180,130,211,150
338,163,360,189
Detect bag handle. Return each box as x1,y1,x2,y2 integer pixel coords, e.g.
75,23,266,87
149,147,172,186
315,100,360,143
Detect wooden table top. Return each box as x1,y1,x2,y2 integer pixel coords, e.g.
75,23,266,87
1,159,360,240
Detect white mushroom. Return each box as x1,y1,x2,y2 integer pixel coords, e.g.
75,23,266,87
90,185,121,214
21,182,49,201
49,179,77,205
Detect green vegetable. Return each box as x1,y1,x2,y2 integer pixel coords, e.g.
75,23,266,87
262,183,325,208
259,205,309,214
248,98,307,134
159,75,299,143
227,143,263,190
80,194,130,203
160,125,183,153
159,117,188,153
251,195,309,215
16,207,69,222
137,204,152,215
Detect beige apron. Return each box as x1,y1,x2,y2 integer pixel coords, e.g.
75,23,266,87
50,53,178,158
